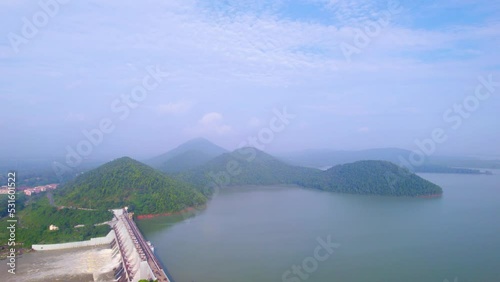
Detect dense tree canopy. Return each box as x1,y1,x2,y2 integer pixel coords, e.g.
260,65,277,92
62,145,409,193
313,160,443,196
56,157,207,215
0,197,111,248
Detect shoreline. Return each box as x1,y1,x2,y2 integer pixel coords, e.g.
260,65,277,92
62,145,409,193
136,205,205,220
418,193,443,199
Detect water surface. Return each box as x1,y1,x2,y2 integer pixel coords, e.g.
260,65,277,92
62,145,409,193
138,172,500,282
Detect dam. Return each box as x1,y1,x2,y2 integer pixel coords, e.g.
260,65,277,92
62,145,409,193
28,208,173,282
111,208,173,282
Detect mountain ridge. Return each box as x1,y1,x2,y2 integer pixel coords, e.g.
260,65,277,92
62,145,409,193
175,148,443,197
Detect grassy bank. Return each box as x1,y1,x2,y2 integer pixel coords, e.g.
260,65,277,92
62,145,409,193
0,196,112,250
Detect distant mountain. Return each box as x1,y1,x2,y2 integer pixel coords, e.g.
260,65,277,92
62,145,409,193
158,150,219,173
278,148,412,168
176,148,442,197
414,164,490,174
147,138,228,173
421,157,500,170
278,148,495,174
175,148,320,189
0,158,105,187
56,157,206,215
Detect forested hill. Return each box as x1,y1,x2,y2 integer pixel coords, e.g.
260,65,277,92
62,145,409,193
55,157,206,215
175,148,442,197
174,148,321,190
299,160,443,196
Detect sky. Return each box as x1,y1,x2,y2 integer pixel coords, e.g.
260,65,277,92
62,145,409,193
1,0,499,163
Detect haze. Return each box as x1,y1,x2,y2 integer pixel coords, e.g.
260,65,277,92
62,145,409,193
1,0,499,163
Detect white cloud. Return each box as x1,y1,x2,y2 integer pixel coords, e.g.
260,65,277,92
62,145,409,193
318,0,381,26
3,0,499,90
248,117,261,127
298,121,308,130
0,0,30,8
357,126,370,133
187,112,232,135
200,112,223,125
65,112,86,122
65,80,83,90
2,0,500,156
156,101,193,115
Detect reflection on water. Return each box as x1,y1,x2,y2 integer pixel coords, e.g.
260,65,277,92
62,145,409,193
0,246,119,282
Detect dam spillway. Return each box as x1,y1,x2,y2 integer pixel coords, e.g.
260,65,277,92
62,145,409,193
111,208,173,282
29,208,173,282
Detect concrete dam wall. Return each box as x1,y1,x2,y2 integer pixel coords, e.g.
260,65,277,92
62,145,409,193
32,230,116,251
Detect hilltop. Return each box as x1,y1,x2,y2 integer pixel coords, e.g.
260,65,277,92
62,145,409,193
175,148,320,189
147,138,228,173
56,157,206,215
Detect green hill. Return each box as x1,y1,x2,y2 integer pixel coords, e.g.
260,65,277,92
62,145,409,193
176,148,442,197
175,148,320,189
147,137,227,172
310,160,442,196
56,157,206,215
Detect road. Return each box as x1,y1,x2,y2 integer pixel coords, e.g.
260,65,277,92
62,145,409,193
122,211,172,282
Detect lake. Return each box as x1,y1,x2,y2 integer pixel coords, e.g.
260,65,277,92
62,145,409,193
138,172,500,282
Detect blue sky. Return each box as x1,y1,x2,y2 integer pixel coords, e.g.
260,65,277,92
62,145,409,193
0,0,499,162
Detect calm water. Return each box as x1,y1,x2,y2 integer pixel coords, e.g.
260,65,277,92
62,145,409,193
138,172,500,282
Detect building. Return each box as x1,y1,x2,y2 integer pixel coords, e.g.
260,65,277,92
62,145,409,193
23,183,59,196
